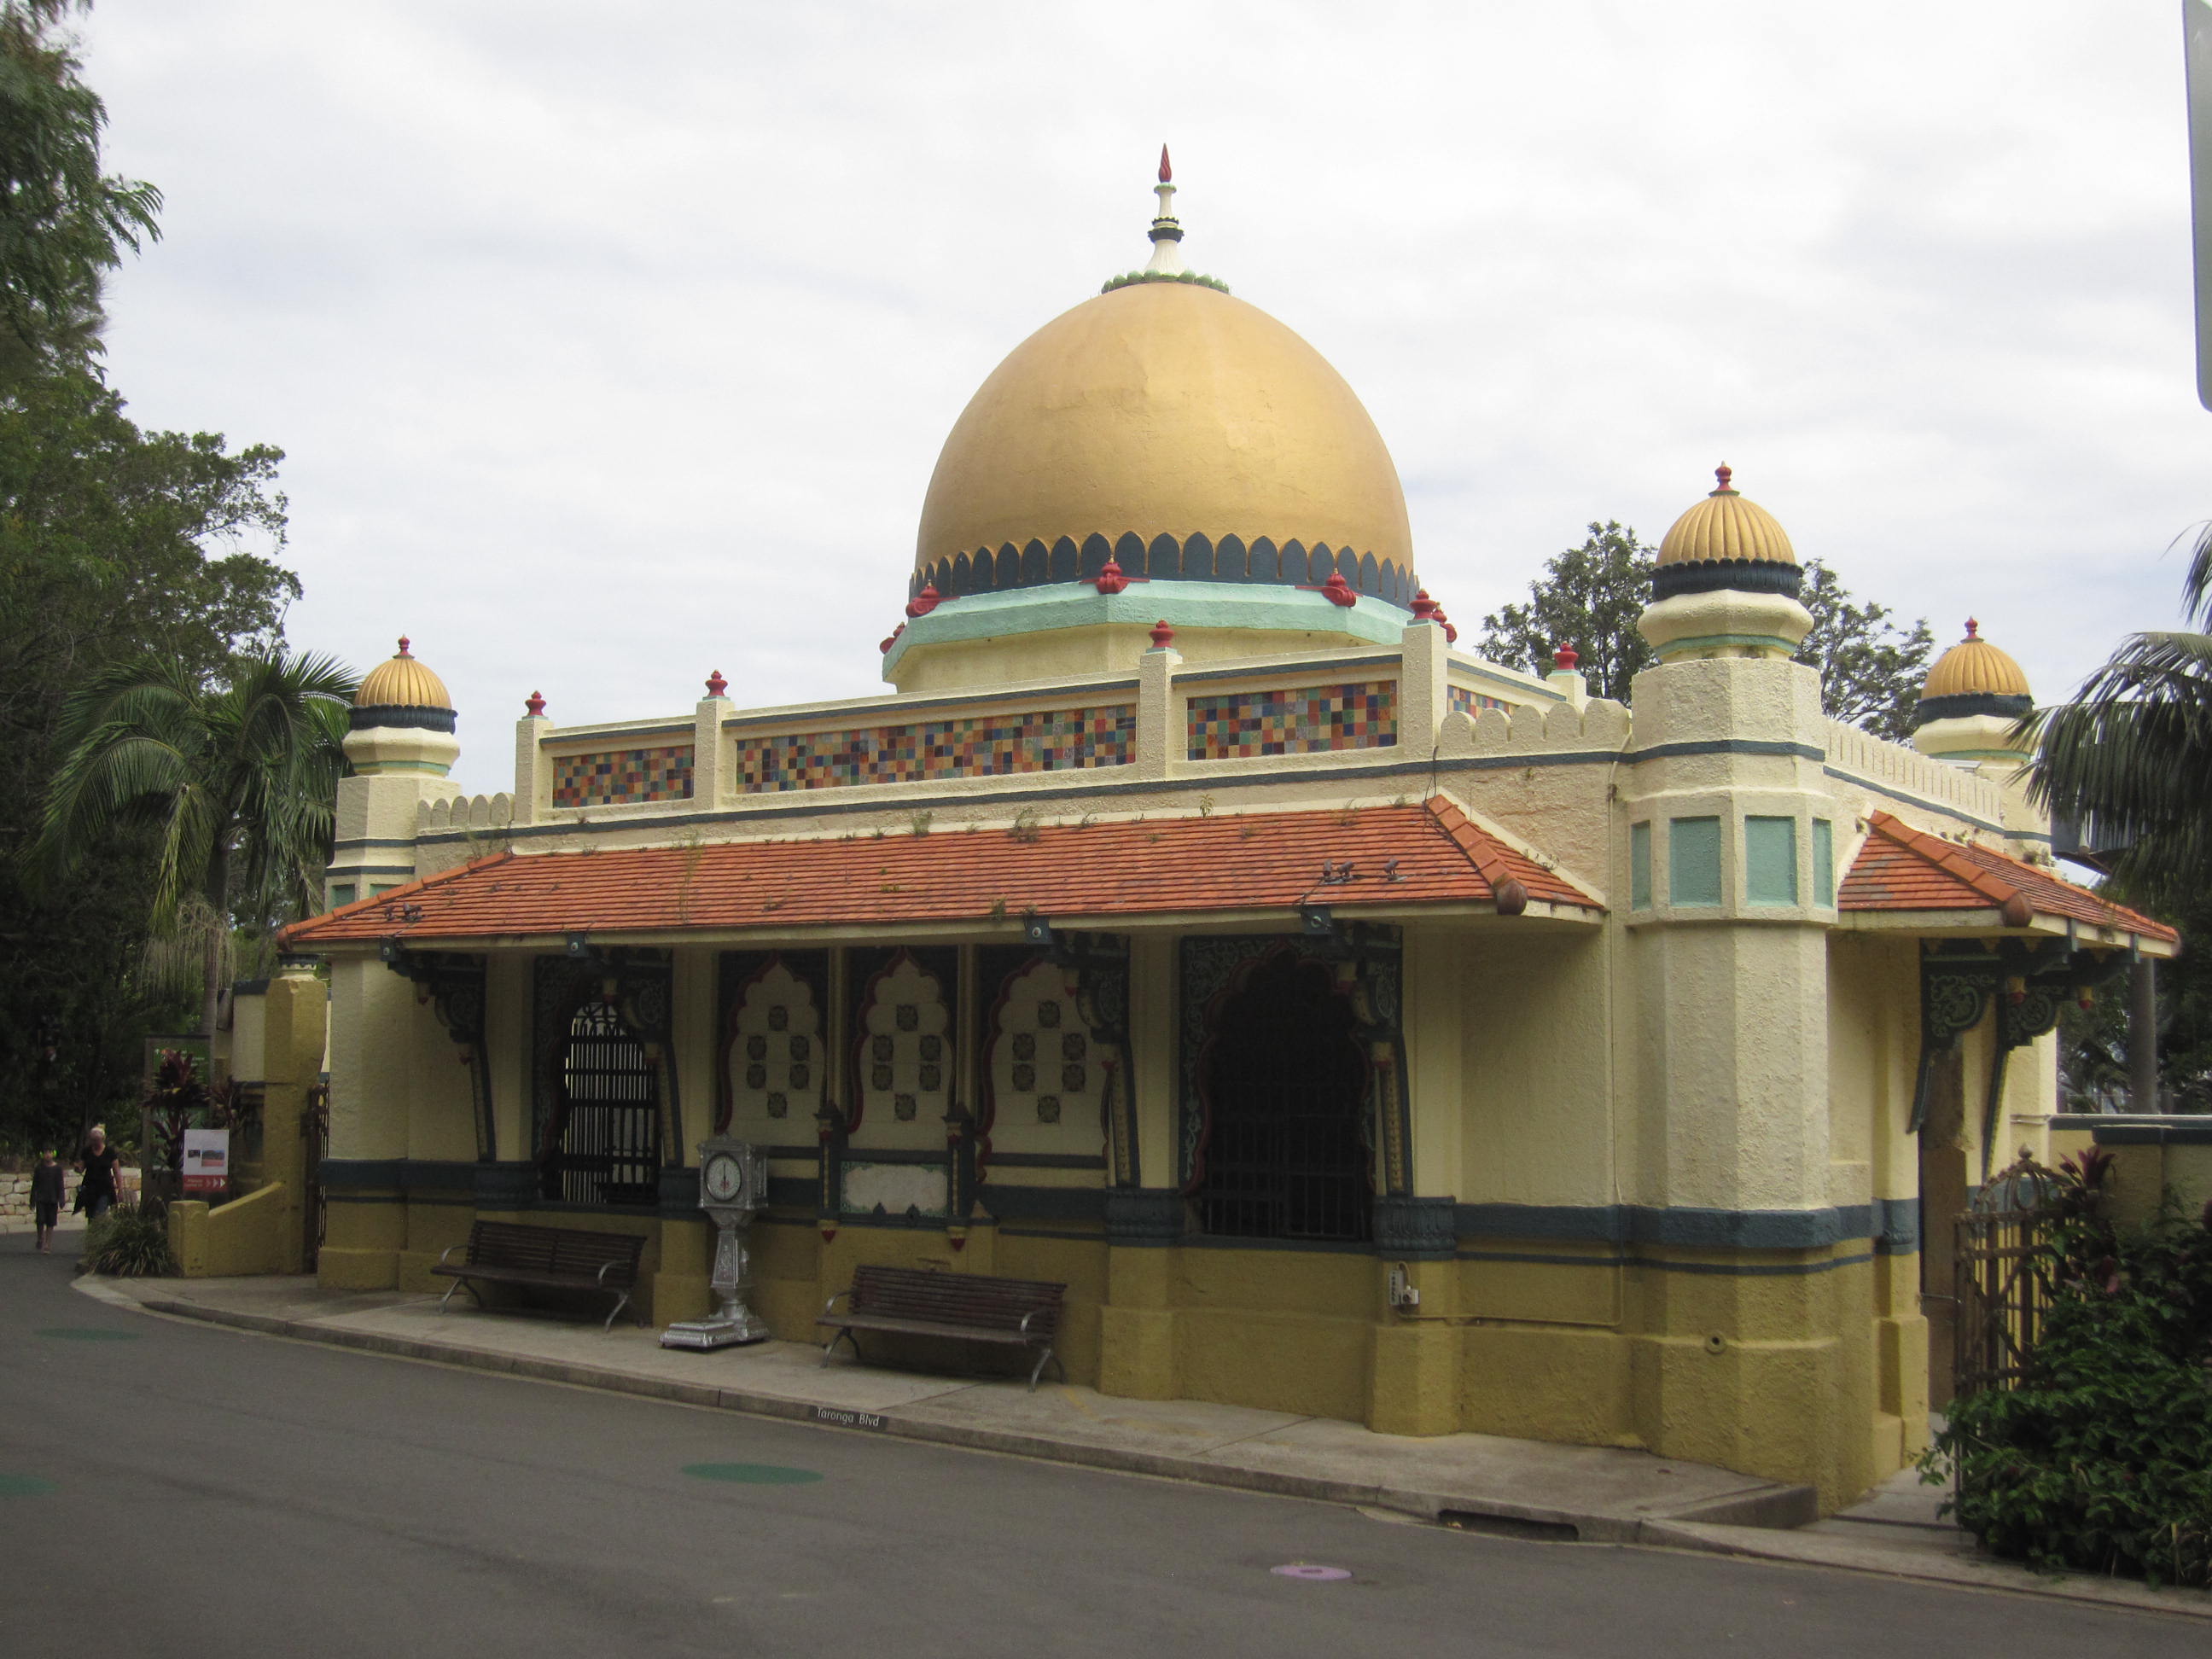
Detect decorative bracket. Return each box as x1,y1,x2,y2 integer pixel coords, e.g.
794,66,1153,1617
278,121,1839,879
381,943,493,1160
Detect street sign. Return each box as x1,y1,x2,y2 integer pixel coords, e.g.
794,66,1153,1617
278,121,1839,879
181,1128,230,1195
2188,1,2212,409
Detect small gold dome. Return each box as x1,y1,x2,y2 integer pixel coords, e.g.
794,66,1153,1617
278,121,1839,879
1923,620,2030,701
356,637,452,710
1656,465,1798,568
916,281,1412,579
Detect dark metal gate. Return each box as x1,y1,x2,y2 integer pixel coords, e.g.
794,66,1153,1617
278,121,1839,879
545,1000,660,1206
302,1082,329,1272
1953,1155,2064,1398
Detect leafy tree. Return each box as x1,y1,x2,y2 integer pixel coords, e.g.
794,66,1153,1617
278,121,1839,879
1477,521,1935,736
0,1,160,377
32,643,355,1042
0,371,300,1154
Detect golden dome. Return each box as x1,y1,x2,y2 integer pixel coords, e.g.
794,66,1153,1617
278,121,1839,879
356,637,452,711
1923,620,2030,701
915,281,1412,581
1656,465,1798,568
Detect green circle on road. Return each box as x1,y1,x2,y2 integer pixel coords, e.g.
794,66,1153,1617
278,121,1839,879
683,1463,824,1485
0,1473,58,1497
35,1327,139,1342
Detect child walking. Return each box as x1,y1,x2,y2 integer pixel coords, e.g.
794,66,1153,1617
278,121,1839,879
30,1150,64,1254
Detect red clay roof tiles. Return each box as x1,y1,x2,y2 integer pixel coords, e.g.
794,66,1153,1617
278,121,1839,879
1840,812,2176,943
282,797,1601,949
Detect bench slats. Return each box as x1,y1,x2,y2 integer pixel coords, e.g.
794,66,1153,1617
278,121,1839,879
819,1265,1068,1388
433,1220,647,1330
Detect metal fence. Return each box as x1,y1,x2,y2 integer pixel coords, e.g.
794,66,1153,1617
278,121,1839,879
1953,1156,2064,1399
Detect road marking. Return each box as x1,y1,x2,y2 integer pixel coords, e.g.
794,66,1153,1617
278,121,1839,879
34,1327,139,1341
1271,1564,1352,1581
683,1463,825,1485
0,1474,59,1497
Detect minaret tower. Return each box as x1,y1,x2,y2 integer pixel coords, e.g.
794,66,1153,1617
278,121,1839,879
1912,618,2044,847
1143,145,1186,276
328,637,463,906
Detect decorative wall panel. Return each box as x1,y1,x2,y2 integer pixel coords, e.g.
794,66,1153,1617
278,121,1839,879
1446,685,1515,720
736,705,1134,793
723,957,824,1135
552,745,695,808
1186,680,1397,760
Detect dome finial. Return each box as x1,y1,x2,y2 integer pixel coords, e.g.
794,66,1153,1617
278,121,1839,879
1712,463,1735,496
396,635,412,657
1965,617,1980,640
1145,145,1186,276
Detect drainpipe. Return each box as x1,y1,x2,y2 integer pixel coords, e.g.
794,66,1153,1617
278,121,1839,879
2129,954,2160,1113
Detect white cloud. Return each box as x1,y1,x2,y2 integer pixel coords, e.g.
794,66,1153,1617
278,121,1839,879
77,0,2210,792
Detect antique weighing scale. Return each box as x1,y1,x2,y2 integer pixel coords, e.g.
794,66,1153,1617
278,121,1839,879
660,1136,773,1350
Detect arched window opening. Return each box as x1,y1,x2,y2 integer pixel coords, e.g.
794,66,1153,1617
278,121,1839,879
1194,950,1372,1242
545,998,659,1205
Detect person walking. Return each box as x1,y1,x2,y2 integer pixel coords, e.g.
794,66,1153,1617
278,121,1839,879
74,1126,122,1222
30,1150,65,1253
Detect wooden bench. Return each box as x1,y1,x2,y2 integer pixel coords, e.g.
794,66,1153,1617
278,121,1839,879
818,1265,1066,1389
433,1220,647,1331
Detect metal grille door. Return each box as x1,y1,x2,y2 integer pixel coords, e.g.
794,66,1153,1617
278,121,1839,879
548,1001,660,1206
1954,1159,2063,1399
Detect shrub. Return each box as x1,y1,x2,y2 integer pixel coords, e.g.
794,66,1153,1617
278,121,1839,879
1923,1157,2212,1587
81,1202,175,1278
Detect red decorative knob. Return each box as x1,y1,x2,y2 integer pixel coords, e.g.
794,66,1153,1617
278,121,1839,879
879,622,906,655
906,582,942,620
1713,463,1734,494
1095,558,1128,595
1149,619,1175,649
1434,608,1457,644
1552,643,1580,672
1321,571,1357,608
1410,589,1439,620
524,690,546,718
396,635,413,656
705,670,728,697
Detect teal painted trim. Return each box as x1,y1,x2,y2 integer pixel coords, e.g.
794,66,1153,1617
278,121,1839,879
326,864,419,877
1454,1249,1877,1278
1636,738,1825,764
1744,816,1798,906
544,723,695,744
1654,633,1796,656
332,838,422,850
1629,821,1651,910
882,579,1412,674
1669,816,1723,907
1449,662,1567,704
1821,765,2013,837
725,678,1139,731
1813,818,1837,907
354,761,453,776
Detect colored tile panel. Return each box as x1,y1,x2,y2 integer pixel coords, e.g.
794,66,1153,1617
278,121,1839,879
1187,680,1398,760
1446,685,1516,720
736,704,1134,793
551,745,694,808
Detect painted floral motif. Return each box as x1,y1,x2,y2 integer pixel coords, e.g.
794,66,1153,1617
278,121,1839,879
725,959,823,1134
856,954,952,1143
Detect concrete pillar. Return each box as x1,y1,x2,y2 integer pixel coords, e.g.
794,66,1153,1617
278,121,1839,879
1132,640,1182,782
2131,956,2160,1114
692,691,730,808
1397,617,1447,755
513,708,553,824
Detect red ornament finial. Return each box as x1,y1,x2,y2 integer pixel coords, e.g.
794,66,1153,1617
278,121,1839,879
1410,589,1440,620
879,622,905,655
1434,606,1457,645
705,669,728,697
524,690,546,718
1159,144,1172,183
396,636,412,656
1095,557,1128,595
905,582,942,620
1149,619,1175,649
1965,617,1980,639
1321,570,1357,608
1712,463,1734,494
1553,643,1580,672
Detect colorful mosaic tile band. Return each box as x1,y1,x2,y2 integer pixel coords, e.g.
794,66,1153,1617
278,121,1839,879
552,745,695,808
1186,680,1398,760
736,704,1135,793
1447,684,1515,720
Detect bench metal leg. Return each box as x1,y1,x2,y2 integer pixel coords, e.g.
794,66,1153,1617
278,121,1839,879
439,1278,485,1313
1027,1345,1061,1392
602,1289,636,1333
820,1328,858,1367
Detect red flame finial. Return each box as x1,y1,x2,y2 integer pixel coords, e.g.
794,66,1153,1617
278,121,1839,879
1159,145,1172,183
1713,463,1734,494
1965,617,1980,640
1095,557,1128,595
1149,619,1175,649
396,635,412,656
705,669,728,697
1410,589,1440,620
1553,643,1580,672
524,690,545,718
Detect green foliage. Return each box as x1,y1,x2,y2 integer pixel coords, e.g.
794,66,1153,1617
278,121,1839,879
1100,270,1230,294
0,3,161,378
1923,1155,2212,1586
0,372,302,1156
81,1198,172,1276
1476,522,1933,734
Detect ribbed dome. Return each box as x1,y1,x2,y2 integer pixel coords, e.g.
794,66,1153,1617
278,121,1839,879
353,637,454,730
1923,620,2030,701
1656,465,1798,568
913,281,1414,599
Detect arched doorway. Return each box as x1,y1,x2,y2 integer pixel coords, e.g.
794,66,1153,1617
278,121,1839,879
1193,948,1372,1242
542,998,660,1205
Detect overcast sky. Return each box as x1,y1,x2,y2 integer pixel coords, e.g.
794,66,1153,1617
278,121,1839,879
75,2,2210,795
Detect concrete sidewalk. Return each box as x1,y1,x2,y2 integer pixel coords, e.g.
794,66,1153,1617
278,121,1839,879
75,1271,2212,1623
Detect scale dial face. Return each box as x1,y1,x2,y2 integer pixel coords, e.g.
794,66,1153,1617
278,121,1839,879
702,1153,746,1205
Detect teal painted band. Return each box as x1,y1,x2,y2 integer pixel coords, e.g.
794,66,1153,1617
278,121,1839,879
1654,633,1796,656
882,579,1412,673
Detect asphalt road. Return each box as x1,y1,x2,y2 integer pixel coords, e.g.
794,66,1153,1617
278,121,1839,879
1,1235,2199,1659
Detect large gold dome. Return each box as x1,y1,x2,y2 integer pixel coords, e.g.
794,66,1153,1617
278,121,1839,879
914,281,1413,591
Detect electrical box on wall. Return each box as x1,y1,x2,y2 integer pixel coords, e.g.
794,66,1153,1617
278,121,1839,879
1387,1262,1420,1309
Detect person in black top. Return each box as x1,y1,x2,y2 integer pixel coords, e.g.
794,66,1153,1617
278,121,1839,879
30,1149,65,1253
74,1126,122,1222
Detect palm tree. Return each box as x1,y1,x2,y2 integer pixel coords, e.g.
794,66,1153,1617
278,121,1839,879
2028,527,2212,898
29,643,356,1038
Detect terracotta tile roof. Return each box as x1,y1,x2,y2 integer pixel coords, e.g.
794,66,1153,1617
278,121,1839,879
1840,812,2177,943
282,798,1602,949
